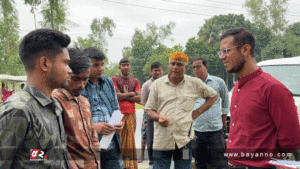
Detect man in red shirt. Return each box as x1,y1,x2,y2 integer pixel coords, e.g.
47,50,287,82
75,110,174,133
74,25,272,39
1,83,13,102
219,27,300,168
112,58,141,169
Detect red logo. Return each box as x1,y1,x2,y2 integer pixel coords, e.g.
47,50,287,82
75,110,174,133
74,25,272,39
30,149,47,160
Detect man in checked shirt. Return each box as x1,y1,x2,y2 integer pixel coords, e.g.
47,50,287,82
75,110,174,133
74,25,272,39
52,48,100,169
81,47,124,169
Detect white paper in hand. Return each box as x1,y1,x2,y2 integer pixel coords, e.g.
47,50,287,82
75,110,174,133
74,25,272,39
269,158,300,169
99,110,123,150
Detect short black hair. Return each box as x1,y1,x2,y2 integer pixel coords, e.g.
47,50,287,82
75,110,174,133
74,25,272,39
68,48,92,74
83,47,105,61
220,27,255,57
21,83,25,89
119,58,130,65
19,29,71,71
151,62,162,71
191,57,208,66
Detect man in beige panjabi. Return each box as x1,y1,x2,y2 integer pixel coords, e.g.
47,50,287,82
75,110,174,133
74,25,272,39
145,52,218,169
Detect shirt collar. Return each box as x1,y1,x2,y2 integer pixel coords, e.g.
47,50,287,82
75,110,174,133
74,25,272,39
165,74,186,85
87,76,106,85
59,88,77,101
205,74,213,83
23,83,54,107
237,68,263,88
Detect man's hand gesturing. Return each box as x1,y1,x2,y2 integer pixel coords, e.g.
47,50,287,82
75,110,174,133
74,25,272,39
158,115,170,127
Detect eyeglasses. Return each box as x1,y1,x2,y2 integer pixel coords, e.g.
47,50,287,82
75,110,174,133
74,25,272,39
192,65,202,69
218,45,242,57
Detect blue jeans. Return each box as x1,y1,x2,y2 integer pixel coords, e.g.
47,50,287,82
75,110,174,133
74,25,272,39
193,130,227,169
153,142,192,169
100,148,123,169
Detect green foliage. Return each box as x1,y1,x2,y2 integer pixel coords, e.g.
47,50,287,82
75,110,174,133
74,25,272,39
245,0,288,34
104,62,120,78
74,17,116,58
197,14,254,49
142,44,184,77
24,0,41,29
260,36,285,59
184,38,222,76
284,23,300,57
268,0,288,34
0,0,25,75
198,14,273,62
123,22,176,84
261,22,300,59
39,0,76,31
245,0,269,26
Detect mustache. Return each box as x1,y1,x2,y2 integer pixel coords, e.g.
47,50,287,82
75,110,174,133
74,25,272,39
74,88,83,92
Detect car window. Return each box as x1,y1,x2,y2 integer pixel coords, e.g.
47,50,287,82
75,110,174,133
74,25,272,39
261,65,300,96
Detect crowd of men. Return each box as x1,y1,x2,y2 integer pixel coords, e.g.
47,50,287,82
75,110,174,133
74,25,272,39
0,27,299,169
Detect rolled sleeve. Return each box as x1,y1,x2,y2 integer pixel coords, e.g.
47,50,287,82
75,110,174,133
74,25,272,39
195,78,217,99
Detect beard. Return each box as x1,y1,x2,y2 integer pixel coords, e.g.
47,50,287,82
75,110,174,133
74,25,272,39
227,54,246,74
122,70,130,75
48,67,69,89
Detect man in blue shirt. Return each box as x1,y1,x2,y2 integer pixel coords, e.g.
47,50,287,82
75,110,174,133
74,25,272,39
192,57,229,169
81,47,124,169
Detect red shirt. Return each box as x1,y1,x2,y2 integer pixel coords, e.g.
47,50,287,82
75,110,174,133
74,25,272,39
112,75,141,114
1,88,13,102
227,68,300,168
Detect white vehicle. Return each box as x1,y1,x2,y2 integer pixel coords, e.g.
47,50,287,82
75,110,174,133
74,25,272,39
225,56,300,159
0,74,27,102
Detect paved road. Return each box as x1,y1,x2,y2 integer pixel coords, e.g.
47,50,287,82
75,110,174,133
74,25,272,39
135,109,151,169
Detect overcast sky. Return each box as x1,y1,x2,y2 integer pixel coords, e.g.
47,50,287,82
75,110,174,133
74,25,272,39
16,0,300,63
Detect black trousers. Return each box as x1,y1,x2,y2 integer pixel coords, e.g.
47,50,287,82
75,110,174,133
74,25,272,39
193,130,227,169
147,119,154,165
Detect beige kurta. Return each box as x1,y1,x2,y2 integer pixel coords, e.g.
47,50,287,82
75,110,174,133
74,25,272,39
145,75,217,150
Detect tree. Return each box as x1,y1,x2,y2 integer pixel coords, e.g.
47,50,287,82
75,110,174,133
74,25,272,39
74,17,116,58
123,22,176,84
244,0,269,27
0,0,24,75
197,14,273,62
198,14,254,48
268,0,288,34
261,22,300,59
39,0,76,31
24,0,41,29
104,62,120,78
245,0,289,34
142,44,184,77
198,20,224,48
